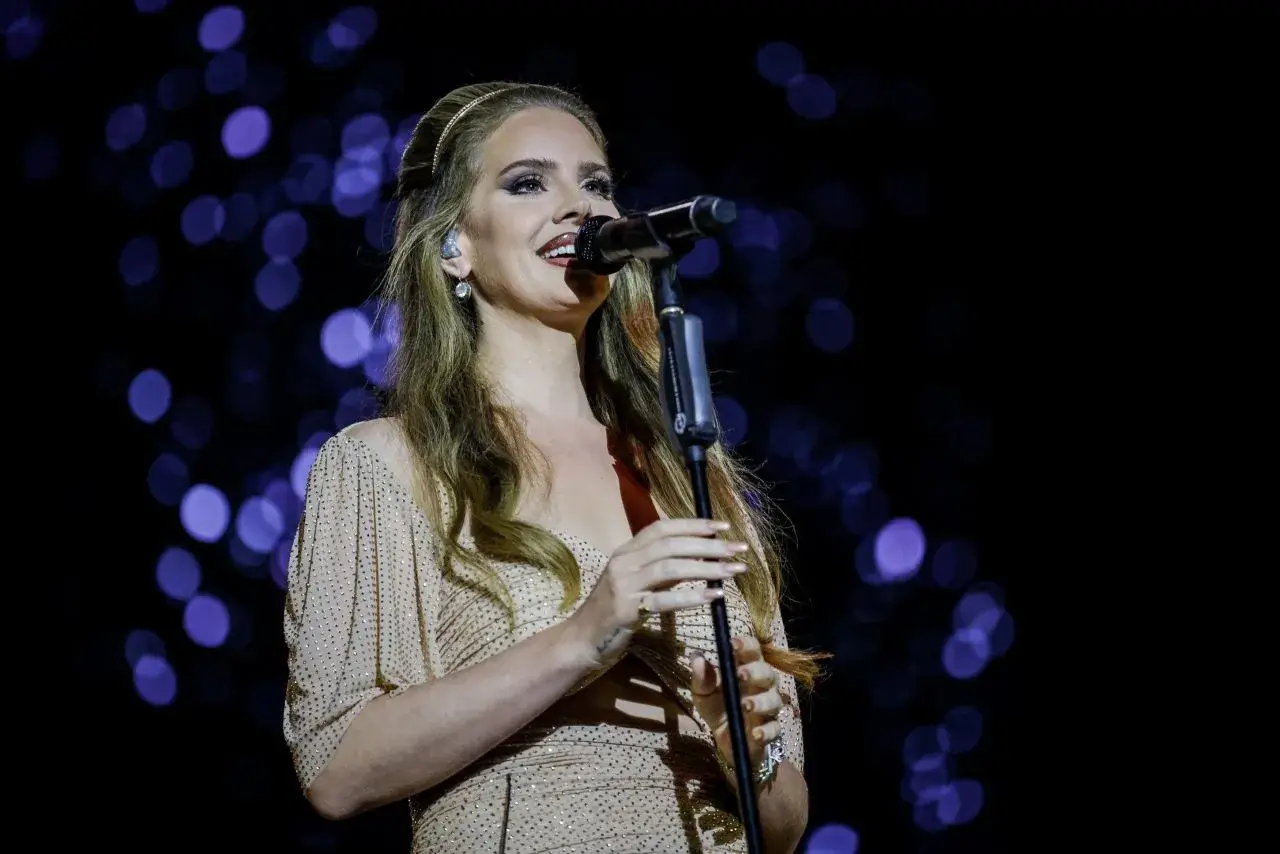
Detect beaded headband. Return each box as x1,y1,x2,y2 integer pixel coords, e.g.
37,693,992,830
429,87,517,175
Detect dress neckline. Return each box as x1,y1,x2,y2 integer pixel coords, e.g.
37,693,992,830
337,431,642,564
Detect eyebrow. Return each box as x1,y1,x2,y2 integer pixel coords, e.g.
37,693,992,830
496,157,611,180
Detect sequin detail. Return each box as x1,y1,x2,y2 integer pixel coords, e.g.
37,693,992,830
283,423,805,852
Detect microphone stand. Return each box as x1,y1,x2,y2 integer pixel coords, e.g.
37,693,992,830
652,246,766,854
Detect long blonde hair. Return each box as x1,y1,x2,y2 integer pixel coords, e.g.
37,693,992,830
380,82,828,690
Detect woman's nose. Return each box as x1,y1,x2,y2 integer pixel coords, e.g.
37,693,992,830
556,195,591,224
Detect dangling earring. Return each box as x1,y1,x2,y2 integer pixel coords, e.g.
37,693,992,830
453,279,472,300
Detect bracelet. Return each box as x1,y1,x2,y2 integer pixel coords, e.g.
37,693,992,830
715,739,785,789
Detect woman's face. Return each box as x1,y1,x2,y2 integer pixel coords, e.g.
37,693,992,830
443,107,620,329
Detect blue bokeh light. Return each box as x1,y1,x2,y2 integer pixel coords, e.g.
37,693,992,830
156,546,202,600
128,369,172,424
222,106,271,159
105,104,147,152
184,593,231,648
119,236,159,286
198,6,245,52
133,654,178,706
180,483,231,543
756,42,804,86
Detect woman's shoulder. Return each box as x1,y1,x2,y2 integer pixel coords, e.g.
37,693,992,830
332,417,441,519
340,416,410,463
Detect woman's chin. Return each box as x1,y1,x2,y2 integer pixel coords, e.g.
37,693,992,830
561,269,610,303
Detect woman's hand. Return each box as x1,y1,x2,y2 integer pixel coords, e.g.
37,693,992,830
566,518,750,668
690,636,784,772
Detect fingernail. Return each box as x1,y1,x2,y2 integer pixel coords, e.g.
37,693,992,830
753,728,764,742
738,667,749,682
743,698,754,712
710,521,731,531
732,638,743,651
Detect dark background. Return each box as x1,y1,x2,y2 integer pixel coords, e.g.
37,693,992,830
2,0,1121,850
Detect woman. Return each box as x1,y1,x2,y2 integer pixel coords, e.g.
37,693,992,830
283,81,827,853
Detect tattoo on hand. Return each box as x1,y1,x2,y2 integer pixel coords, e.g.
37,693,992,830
595,627,625,656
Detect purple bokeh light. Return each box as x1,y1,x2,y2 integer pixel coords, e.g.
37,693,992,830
147,452,188,506
128,368,172,424
341,113,390,163
236,496,285,554
942,627,990,679
151,140,194,188
156,547,201,600
756,42,803,86
954,589,1003,634
180,195,225,245
119,236,159,287
133,654,177,706
183,593,231,648
331,157,381,217
105,104,147,152
805,822,859,854
255,261,301,311
198,6,245,52
125,628,165,666
873,517,926,582
677,237,720,278
222,106,271,159
290,446,319,499
326,7,378,49
788,74,838,120
179,483,230,543
5,15,43,60
806,298,855,353
262,210,308,261
271,541,291,590
321,308,373,368
713,395,749,447
728,208,780,251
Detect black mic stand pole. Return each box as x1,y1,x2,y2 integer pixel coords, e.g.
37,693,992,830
651,246,765,854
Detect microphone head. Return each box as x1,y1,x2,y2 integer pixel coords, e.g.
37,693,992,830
574,215,625,275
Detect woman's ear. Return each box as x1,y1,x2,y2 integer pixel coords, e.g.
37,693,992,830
440,227,472,281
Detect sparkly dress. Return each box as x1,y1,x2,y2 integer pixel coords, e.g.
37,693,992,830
283,425,805,853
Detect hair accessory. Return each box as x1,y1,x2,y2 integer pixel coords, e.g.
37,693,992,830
441,229,461,259
431,88,514,175
452,280,472,300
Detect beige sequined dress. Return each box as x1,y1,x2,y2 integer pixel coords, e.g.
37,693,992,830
283,426,805,853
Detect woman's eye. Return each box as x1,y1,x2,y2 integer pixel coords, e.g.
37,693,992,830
585,178,614,199
508,175,545,194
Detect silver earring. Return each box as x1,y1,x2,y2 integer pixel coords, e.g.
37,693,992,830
441,229,462,260
453,280,472,300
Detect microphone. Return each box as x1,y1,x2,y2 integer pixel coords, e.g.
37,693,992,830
575,195,737,274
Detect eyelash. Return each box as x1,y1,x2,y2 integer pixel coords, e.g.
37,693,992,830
506,173,614,200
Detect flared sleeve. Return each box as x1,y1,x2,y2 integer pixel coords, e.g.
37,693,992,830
282,432,434,791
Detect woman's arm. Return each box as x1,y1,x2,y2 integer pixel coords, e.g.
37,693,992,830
308,617,593,819
284,429,602,820
721,757,809,854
